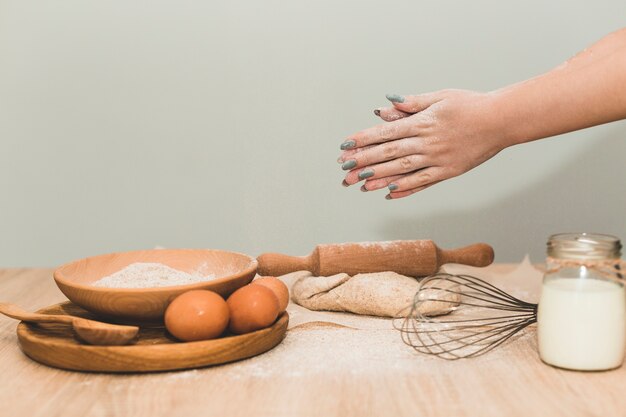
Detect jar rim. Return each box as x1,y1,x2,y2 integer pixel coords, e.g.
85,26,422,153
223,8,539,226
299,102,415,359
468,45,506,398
547,232,622,260
549,232,619,243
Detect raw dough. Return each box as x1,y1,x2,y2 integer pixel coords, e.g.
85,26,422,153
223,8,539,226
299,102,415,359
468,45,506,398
291,271,460,318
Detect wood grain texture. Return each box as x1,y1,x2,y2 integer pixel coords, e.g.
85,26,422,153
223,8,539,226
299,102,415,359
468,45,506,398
17,302,288,372
0,302,139,345
54,249,257,323
1,266,625,417
257,240,494,277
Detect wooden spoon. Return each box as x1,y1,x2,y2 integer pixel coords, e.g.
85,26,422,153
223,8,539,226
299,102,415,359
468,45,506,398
0,302,139,345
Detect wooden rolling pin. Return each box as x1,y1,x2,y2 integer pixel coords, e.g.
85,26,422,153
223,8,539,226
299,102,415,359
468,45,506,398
257,240,494,277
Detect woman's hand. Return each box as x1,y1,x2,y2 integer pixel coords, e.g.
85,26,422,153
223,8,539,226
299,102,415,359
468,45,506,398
338,29,626,200
338,90,511,199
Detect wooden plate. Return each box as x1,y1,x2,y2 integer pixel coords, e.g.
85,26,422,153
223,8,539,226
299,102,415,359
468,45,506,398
16,302,288,373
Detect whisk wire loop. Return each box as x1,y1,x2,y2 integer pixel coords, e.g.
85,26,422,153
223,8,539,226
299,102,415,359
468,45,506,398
395,273,538,360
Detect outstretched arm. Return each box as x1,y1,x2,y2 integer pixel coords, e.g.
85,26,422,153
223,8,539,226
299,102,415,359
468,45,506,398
493,27,626,145
339,28,626,199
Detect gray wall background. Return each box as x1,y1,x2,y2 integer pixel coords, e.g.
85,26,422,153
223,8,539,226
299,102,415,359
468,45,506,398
1,1,625,267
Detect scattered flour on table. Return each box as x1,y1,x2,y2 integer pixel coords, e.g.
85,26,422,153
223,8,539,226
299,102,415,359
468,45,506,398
219,326,428,379
216,325,533,380
92,262,215,288
154,324,535,382
165,369,200,380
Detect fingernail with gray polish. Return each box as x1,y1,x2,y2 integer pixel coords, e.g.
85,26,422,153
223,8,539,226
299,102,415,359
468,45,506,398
385,194,392,200
386,94,405,103
373,109,381,116
388,183,399,191
342,179,349,187
340,140,356,150
341,159,357,170
360,185,368,192
358,169,374,180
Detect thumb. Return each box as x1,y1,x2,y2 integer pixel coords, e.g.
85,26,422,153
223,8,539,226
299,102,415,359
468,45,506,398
385,92,442,113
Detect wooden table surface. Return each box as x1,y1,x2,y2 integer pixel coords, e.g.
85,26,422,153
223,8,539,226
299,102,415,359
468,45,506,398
1,265,625,417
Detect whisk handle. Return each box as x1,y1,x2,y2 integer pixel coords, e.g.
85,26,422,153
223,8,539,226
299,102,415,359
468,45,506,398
437,243,494,268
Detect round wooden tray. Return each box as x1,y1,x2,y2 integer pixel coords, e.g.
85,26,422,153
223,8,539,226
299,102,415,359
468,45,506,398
16,302,289,373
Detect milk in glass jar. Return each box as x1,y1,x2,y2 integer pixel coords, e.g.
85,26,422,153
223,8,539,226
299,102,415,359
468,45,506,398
538,233,626,371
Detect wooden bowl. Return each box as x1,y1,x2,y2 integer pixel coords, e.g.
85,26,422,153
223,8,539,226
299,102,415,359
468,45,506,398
53,249,258,323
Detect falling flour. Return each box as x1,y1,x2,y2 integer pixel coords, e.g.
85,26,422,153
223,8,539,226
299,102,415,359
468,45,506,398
92,262,215,288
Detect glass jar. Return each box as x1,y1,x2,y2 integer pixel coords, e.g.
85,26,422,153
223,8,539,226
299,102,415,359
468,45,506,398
537,233,626,371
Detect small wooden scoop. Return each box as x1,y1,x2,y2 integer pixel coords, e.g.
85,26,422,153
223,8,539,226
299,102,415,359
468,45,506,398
0,302,139,346
257,240,494,277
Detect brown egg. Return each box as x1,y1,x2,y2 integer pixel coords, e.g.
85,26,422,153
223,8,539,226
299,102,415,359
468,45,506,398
164,290,229,342
227,284,279,335
252,276,289,313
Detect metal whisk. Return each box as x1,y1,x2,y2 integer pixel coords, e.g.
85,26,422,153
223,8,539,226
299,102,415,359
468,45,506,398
393,273,537,360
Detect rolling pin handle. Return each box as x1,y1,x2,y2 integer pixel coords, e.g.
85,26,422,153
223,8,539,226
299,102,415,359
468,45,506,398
256,253,314,276
437,243,495,268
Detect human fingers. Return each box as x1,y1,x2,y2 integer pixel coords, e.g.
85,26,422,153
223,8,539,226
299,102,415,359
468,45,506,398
385,181,440,200
339,137,421,171
385,92,444,113
337,144,376,164
386,167,445,194
360,175,404,192
343,154,428,186
340,116,420,150
374,107,411,122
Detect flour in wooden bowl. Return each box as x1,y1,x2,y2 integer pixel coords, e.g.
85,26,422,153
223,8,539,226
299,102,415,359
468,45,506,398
92,262,216,288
